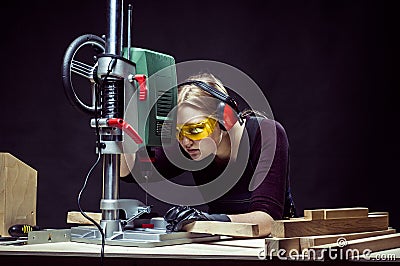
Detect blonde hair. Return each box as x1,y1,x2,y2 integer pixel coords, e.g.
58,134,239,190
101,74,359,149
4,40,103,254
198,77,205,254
178,73,269,121
178,73,229,120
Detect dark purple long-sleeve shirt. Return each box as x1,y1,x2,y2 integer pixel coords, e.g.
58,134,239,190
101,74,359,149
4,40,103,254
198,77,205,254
122,116,296,219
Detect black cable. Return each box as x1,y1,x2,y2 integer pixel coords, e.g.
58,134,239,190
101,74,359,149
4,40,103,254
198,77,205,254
76,57,118,266
77,152,105,265
76,81,107,266
78,81,105,264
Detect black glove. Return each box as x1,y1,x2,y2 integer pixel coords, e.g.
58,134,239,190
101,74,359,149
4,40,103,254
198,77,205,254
164,206,231,232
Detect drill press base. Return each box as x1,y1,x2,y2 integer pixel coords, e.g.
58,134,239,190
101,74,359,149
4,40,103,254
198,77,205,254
70,226,220,247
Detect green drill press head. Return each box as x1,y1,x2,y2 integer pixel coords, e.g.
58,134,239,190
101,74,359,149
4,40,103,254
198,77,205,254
124,47,177,147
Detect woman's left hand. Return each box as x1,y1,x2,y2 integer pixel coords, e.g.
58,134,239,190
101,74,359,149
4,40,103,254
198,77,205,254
164,206,230,232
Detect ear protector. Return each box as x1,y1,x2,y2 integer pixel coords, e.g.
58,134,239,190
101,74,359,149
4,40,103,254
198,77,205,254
178,80,243,131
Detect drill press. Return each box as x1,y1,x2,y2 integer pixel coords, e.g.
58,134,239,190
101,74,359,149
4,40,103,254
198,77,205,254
62,0,218,247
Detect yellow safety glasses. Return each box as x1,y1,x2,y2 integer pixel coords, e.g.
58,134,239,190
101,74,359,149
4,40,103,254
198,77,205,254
176,117,218,141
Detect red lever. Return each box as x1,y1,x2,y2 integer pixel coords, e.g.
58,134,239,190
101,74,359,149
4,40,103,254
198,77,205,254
141,223,154,229
134,74,147,101
107,118,143,144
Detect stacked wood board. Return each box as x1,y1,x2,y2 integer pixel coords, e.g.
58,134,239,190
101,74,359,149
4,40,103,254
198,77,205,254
179,207,398,260
265,207,399,260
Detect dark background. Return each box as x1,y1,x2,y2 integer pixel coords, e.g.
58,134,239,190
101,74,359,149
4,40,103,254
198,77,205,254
1,0,397,229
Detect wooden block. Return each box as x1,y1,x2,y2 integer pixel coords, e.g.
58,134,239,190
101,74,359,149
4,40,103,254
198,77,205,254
309,233,400,258
304,209,324,220
67,211,101,224
184,221,260,237
300,228,396,250
271,214,388,238
324,207,369,220
0,153,37,237
265,237,300,256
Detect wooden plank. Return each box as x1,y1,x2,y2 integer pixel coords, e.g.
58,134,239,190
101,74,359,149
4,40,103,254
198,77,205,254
309,233,400,258
324,207,369,220
300,228,396,250
271,214,388,238
303,207,369,221
184,221,260,238
369,211,389,216
0,153,37,237
67,211,101,225
289,217,307,221
208,238,265,248
304,209,324,220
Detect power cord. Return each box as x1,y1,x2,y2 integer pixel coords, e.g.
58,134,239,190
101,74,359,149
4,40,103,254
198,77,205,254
77,80,105,264
76,57,118,266
77,152,105,265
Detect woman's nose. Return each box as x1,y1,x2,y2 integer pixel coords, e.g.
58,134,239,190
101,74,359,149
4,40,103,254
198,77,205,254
182,136,192,146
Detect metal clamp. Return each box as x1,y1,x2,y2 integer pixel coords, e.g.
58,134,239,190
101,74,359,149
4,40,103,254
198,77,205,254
100,199,151,223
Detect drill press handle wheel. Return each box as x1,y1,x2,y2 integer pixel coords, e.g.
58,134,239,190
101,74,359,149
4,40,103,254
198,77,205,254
62,34,105,115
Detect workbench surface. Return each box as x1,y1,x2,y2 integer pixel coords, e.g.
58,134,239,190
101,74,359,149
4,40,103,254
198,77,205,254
1,237,399,265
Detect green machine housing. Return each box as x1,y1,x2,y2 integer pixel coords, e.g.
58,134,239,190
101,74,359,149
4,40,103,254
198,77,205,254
124,48,177,147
